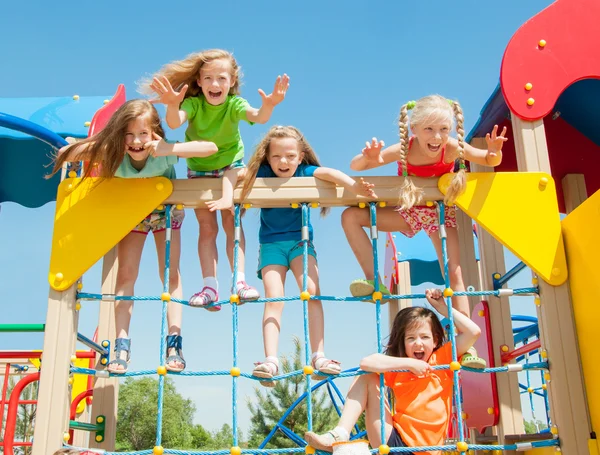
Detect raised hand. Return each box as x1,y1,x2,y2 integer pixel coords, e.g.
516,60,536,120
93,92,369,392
150,76,188,106
362,137,385,164
258,74,290,107
143,132,166,157
485,124,508,157
425,288,447,315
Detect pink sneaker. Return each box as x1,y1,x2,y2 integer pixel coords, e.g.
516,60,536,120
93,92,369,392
189,287,220,311
237,281,260,302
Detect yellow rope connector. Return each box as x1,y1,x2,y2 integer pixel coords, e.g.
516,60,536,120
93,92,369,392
157,366,167,376
153,446,164,455
372,291,383,302
379,444,390,455
230,294,240,305
300,291,311,302
450,361,461,371
161,292,171,302
305,446,316,454
443,288,454,298
303,365,314,375
230,367,241,377
230,447,241,455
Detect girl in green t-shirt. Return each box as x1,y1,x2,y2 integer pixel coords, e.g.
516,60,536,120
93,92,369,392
50,99,218,374
142,48,289,309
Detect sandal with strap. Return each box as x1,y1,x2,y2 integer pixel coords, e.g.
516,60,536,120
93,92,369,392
165,334,186,373
252,359,279,388
237,281,260,302
461,346,486,369
189,286,221,311
312,355,342,380
107,338,131,375
304,429,346,453
349,279,391,304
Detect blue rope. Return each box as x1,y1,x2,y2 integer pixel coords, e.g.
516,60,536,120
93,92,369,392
301,204,313,432
232,204,241,447
156,205,173,447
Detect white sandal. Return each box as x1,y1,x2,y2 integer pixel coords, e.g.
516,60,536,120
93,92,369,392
312,355,341,380
252,359,279,387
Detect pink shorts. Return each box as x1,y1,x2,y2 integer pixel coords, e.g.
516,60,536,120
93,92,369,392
398,205,457,238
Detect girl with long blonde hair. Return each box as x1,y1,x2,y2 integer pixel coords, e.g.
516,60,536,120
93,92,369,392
342,94,506,368
142,49,289,309
242,125,376,386
51,99,219,374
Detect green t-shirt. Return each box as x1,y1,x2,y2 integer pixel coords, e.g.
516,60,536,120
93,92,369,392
180,95,253,171
115,154,178,179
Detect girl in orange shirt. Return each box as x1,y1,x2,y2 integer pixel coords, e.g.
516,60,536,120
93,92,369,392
305,289,481,455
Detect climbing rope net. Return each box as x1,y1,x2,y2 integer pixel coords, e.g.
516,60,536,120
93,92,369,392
69,202,558,455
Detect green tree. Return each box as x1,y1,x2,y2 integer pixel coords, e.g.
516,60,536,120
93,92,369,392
116,377,195,450
247,337,339,449
523,418,548,434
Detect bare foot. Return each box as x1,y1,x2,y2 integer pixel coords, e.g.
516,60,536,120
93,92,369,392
206,198,233,212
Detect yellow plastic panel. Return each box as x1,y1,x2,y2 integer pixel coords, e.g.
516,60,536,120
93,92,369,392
49,177,173,290
562,189,600,438
72,353,90,414
438,172,567,285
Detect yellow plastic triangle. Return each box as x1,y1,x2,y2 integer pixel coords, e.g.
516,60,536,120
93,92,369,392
562,189,600,434
438,172,567,286
49,177,173,291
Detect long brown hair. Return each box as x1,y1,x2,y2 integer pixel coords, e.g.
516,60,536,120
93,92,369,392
48,99,165,179
138,49,242,100
385,307,445,357
241,125,329,216
397,94,466,209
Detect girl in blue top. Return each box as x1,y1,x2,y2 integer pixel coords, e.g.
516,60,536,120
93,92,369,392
241,125,377,386
51,99,218,374
143,49,289,309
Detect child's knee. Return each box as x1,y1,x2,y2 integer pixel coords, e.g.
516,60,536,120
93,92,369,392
341,207,363,227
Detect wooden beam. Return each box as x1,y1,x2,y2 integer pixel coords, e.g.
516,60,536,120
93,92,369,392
164,176,443,208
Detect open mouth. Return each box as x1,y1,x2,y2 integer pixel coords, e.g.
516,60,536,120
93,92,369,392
208,90,223,99
413,350,425,360
278,168,290,174
427,143,441,152
128,146,144,154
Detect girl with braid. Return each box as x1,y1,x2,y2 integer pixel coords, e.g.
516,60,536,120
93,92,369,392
342,95,506,368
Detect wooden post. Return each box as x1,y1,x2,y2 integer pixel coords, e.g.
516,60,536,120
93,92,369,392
88,248,119,451
511,116,591,455
562,174,587,213
470,141,524,442
388,261,412,332
32,286,78,455
455,208,479,312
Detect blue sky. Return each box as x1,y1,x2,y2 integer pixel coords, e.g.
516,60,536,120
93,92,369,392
0,0,552,437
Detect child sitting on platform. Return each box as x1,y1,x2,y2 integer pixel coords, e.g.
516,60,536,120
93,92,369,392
305,288,481,455
241,125,377,386
342,94,507,368
50,99,219,374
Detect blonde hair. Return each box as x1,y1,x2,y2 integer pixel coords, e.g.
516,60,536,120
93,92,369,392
53,450,81,455
48,99,165,179
138,49,242,99
242,125,329,216
397,94,466,210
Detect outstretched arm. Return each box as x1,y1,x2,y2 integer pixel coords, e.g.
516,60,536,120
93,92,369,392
350,138,401,171
145,133,218,158
246,74,290,124
149,76,189,129
313,167,377,198
447,125,507,167
360,353,431,376
425,289,481,357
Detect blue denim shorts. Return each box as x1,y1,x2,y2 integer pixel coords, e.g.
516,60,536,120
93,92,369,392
257,240,317,279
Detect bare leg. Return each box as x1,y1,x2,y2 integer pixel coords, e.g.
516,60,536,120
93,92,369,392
206,168,242,212
306,374,394,450
341,206,412,280
194,208,219,280
290,255,323,354
110,232,146,372
260,265,288,358
220,209,246,276
429,227,469,317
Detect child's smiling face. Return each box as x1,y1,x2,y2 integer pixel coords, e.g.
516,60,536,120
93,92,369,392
124,115,153,167
197,58,235,106
267,137,304,178
403,318,436,362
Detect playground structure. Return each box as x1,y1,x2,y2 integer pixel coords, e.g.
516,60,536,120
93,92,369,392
1,0,600,453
